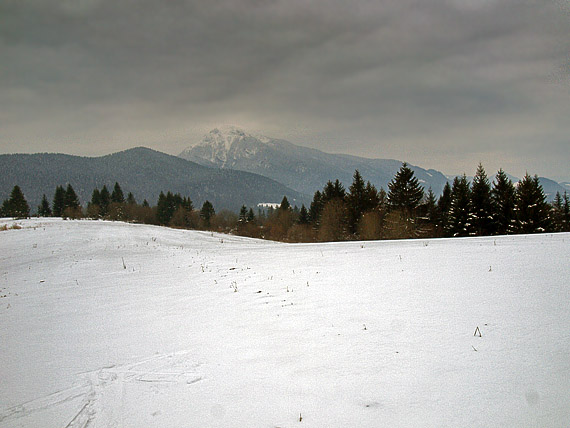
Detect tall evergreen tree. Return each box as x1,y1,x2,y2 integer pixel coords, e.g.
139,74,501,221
64,184,80,210
562,192,570,232
52,185,66,217
99,185,111,217
438,181,452,232
126,192,136,205
239,205,248,222
200,200,215,228
446,175,472,237
38,194,52,217
423,187,439,226
470,163,494,236
387,163,424,216
279,196,291,212
308,190,323,226
514,174,550,233
298,204,309,225
2,185,30,218
551,192,564,232
491,169,516,235
246,208,255,223
111,182,125,204
345,170,368,234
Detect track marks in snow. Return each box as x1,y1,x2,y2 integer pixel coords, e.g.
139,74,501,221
0,351,203,428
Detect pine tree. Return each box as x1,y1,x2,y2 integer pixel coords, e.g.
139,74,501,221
246,208,255,223
38,194,52,217
551,192,564,232
470,163,493,236
345,170,368,234
387,163,424,216
423,188,439,228
63,184,81,218
438,181,452,233
99,185,111,217
239,205,248,222
308,190,323,227
514,174,551,234
2,185,30,218
111,182,125,204
491,169,516,235
126,192,136,205
562,192,570,232
200,200,215,228
446,175,472,237
52,185,66,217
298,204,309,225
279,196,291,212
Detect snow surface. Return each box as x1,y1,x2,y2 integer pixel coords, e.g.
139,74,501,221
1,218,569,428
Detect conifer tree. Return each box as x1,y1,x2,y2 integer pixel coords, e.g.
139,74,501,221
551,192,564,232
279,196,291,212
38,194,52,217
239,205,248,222
99,185,111,217
345,170,369,234
64,184,80,210
200,200,215,228
470,163,494,236
246,208,255,223
423,188,439,227
562,192,570,232
2,185,30,218
52,185,66,217
308,190,323,227
298,204,309,225
387,163,424,216
111,182,125,204
514,174,550,234
126,192,136,205
438,181,452,233
446,175,472,237
491,169,516,235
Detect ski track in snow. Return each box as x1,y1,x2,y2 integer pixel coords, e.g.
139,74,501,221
0,351,203,427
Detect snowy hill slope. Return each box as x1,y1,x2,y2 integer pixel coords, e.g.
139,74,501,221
1,219,569,427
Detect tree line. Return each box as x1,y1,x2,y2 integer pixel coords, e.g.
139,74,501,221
2,163,569,241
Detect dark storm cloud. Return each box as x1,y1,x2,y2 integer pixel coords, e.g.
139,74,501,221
1,0,569,180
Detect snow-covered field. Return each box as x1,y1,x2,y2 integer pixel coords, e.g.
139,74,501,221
1,218,569,428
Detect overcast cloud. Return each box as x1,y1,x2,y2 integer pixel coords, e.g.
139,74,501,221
1,0,569,180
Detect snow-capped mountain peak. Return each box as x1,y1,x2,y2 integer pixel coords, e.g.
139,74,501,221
180,126,272,167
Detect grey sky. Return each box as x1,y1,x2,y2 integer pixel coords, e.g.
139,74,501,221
1,0,569,181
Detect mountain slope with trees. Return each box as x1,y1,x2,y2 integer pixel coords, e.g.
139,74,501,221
0,147,307,212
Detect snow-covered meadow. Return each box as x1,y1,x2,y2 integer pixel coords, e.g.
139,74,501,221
1,218,569,427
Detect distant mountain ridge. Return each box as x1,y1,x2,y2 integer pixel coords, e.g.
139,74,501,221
0,147,306,212
180,127,567,201
179,127,450,196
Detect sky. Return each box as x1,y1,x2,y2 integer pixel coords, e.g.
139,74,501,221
1,0,569,181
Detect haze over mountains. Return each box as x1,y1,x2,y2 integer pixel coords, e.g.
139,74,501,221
1,127,567,213
180,127,568,201
0,147,305,212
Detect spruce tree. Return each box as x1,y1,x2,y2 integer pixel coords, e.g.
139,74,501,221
387,163,424,216
111,182,125,204
52,185,66,217
345,170,368,234
491,169,516,235
239,205,248,222
446,175,472,237
562,192,570,232
423,187,439,226
551,192,564,232
38,194,52,217
247,208,255,223
438,181,452,233
279,196,291,212
298,204,309,225
470,163,493,236
514,174,550,233
99,185,111,217
200,200,215,228
2,185,30,218
64,184,80,210
126,192,136,205
308,190,323,226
